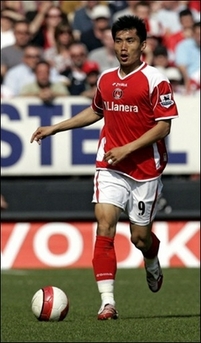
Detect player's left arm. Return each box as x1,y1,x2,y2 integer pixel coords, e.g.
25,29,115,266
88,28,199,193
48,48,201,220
127,119,171,152
104,119,171,164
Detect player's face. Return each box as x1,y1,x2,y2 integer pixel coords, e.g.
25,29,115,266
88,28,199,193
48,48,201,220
114,29,146,69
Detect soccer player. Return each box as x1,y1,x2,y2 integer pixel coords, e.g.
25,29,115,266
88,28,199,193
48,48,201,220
30,15,179,320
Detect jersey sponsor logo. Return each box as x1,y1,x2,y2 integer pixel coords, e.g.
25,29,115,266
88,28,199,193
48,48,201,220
104,101,139,112
113,88,123,99
160,93,174,108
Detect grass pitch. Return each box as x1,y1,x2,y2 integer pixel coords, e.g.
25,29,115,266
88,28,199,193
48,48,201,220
1,268,200,342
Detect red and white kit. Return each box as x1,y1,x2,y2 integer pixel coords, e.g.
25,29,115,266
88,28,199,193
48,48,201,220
91,62,179,181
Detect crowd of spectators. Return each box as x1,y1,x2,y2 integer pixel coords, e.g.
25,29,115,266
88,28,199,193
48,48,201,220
1,0,200,101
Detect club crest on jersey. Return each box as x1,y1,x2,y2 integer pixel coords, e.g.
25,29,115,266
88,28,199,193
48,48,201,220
113,88,123,99
160,93,174,108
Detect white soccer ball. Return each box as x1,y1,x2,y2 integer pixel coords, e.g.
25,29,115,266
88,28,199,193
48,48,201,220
31,286,69,321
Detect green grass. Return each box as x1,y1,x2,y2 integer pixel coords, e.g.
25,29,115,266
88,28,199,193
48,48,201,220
1,268,200,342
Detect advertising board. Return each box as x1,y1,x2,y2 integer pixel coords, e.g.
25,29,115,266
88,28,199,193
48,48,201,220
1,94,200,175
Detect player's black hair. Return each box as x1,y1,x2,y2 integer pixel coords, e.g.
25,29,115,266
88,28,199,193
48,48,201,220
111,15,147,43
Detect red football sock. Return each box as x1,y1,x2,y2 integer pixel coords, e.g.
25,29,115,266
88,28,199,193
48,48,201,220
92,235,117,282
143,232,160,259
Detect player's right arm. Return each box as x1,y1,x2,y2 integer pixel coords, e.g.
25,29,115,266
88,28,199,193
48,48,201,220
30,106,102,145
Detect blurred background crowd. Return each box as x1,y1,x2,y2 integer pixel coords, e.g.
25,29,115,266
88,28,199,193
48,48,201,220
1,0,200,101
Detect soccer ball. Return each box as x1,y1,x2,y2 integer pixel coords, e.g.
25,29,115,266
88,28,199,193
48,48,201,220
31,286,69,321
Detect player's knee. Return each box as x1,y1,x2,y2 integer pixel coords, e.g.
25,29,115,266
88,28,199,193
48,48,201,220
96,223,115,237
130,232,150,250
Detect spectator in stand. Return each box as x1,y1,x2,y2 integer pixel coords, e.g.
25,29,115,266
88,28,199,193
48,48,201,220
80,61,100,99
147,1,163,17
19,60,69,103
60,0,83,20
152,45,175,69
174,21,200,94
1,19,31,79
70,1,100,41
23,1,61,13
133,1,164,39
152,45,183,94
133,1,164,65
1,8,25,49
1,74,14,99
43,22,74,74
25,1,53,47
112,0,139,22
154,1,191,46
60,42,95,95
189,0,200,12
141,34,161,65
80,4,112,52
166,8,195,63
2,44,41,96
1,1,27,15
108,1,129,16
26,3,68,50
3,44,64,97
88,27,119,72
187,0,200,21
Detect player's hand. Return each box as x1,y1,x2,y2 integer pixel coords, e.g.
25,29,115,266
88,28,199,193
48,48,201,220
30,126,54,145
104,146,130,165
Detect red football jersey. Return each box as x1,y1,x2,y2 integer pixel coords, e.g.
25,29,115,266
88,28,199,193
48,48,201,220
91,62,179,181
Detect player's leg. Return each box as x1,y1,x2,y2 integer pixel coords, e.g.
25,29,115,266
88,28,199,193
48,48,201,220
130,222,163,292
128,177,163,292
92,170,128,320
93,202,121,320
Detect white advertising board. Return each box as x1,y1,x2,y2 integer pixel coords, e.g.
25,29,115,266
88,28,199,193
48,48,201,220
1,94,200,176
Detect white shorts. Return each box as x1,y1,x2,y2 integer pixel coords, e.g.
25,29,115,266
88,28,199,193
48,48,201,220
92,169,163,226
